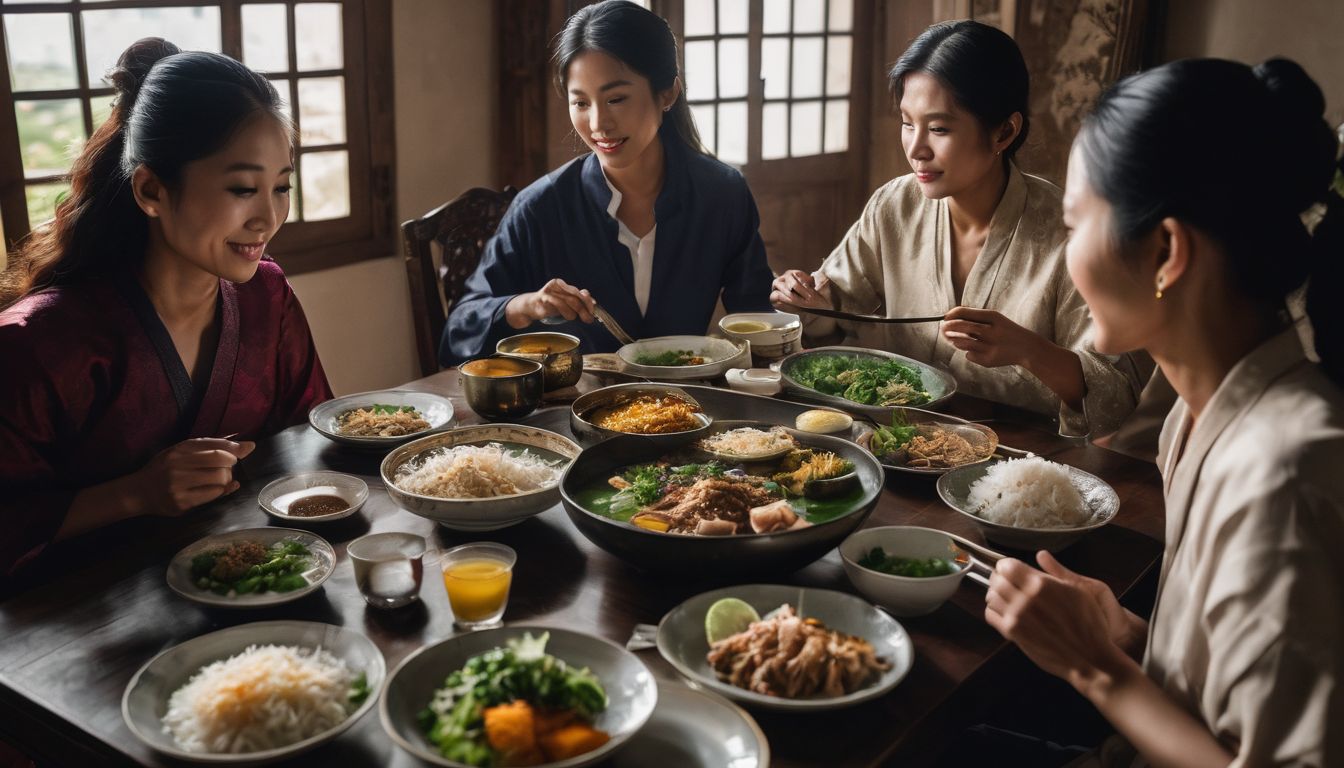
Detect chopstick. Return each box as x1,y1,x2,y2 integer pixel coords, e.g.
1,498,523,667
781,303,946,325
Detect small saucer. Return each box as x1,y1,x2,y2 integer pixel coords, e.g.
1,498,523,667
258,471,368,522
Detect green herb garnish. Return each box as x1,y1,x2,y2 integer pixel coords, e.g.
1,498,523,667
857,546,958,577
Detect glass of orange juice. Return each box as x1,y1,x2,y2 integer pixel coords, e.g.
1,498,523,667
439,542,516,629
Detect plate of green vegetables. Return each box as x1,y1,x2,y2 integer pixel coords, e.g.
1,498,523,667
778,346,957,416
166,527,336,608
616,335,750,381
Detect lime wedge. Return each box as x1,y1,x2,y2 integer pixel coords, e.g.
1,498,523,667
705,597,761,644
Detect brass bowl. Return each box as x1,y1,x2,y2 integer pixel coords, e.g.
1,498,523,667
459,355,544,420
496,332,582,391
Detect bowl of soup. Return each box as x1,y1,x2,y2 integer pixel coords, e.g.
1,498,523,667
497,332,582,391
459,355,544,420
718,312,802,363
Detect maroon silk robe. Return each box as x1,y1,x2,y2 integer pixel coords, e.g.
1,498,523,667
0,259,332,574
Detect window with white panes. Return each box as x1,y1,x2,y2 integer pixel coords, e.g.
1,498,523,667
0,1,392,273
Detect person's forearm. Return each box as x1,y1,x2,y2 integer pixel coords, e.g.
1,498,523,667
1075,647,1233,768
54,475,143,542
1023,339,1087,412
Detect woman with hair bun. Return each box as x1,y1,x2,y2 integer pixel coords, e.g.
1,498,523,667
441,0,773,364
0,38,331,576
774,20,1146,437
986,58,1344,766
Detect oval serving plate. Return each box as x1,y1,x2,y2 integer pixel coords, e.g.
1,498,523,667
166,527,335,609
307,389,454,449
855,407,998,477
777,346,957,416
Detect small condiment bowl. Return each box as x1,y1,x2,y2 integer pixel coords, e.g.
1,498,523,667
496,331,582,391
258,471,368,523
459,355,544,420
719,311,802,363
839,526,973,617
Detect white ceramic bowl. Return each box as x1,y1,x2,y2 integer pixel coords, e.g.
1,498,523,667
257,471,368,523
718,312,802,361
839,526,972,617
615,335,750,380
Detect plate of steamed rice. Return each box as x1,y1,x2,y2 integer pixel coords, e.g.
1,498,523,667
935,456,1119,552
122,620,385,764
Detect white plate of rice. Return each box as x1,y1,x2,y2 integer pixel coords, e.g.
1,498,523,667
935,456,1120,552
122,621,385,765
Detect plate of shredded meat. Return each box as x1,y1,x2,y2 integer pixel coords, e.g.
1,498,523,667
308,390,454,448
656,584,912,711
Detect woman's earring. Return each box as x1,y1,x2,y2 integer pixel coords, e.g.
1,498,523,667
1155,275,1164,300
663,106,671,112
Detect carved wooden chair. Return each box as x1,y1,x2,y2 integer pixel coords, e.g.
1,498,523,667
401,186,518,376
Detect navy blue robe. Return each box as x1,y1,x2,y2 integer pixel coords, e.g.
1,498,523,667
440,136,774,365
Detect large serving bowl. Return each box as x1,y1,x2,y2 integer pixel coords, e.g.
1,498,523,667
308,390,454,449
379,625,657,768
936,460,1120,552
569,383,713,448
123,621,385,765
839,526,974,616
497,332,583,391
382,425,580,531
460,355,545,420
616,335,750,380
718,311,802,363
778,346,957,416
559,425,883,576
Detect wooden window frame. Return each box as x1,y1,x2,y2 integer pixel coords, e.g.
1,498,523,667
0,0,395,276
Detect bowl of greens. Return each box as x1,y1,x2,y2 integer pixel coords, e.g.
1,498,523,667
616,335,749,381
166,527,336,609
778,346,956,416
379,627,656,768
839,526,974,616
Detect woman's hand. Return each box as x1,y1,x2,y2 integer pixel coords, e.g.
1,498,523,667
940,306,1044,368
505,278,597,328
984,551,1137,688
770,269,832,311
128,438,255,517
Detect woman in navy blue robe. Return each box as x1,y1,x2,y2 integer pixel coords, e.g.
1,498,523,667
441,0,773,364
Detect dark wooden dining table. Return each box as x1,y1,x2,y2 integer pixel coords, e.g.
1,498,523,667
0,370,1166,768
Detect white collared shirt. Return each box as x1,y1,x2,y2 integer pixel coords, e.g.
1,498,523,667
603,174,656,315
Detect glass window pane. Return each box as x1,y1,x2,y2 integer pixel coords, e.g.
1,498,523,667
6,14,78,91
298,77,345,145
82,8,221,85
270,79,294,122
691,104,716,156
300,150,349,221
719,0,748,35
16,99,83,178
242,4,289,73
762,102,788,160
26,181,70,228
684,0,715,36
791,37,823,99
824,99,848,153
684,40,716,101
791,100,823,157
90,94,115,129
828,0,853,32
717,101,747,166
793,0,825,33
718,39,747,100
826,35,851,96
764,0,791,34
295,3,342,71
761,38,790,100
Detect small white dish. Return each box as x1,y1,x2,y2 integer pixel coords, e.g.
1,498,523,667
258,471,367,523
724,367,783,396
166,528,335,609
839,526,974,617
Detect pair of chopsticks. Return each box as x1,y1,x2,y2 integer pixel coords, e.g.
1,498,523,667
947,532,1006,588
781,302,946,325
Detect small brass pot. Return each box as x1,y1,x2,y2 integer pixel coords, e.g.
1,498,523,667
496,332,583,391
459,355,544,419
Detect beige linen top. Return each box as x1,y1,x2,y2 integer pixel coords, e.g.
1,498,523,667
812,166,1146,436
1145,329,1344,766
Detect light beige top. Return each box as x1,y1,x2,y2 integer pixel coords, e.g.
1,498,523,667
1146,329,1344,766
812,166,1146,436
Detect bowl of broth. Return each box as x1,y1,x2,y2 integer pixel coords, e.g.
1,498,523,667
459,355,544,420
497,332,582,391
719,312,802,363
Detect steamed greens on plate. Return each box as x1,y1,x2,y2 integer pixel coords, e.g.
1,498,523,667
789,355,931,407
419,632,610,767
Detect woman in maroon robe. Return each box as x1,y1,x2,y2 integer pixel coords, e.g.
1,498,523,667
0,39,332,575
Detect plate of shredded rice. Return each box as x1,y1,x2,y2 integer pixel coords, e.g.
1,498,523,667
122,620,385,764
381,425,580,531
936,457,1120,552
308,390,454,448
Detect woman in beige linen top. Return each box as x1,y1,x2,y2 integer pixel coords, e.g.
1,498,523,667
772,20,1145,437
985,58,1344,767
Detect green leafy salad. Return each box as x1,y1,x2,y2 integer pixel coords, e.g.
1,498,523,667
789,355,931,406
857,546,959,577
633,349,707,366
189,540,311,595
419,632,608,766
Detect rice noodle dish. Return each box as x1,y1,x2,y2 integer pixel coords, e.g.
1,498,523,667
698,426,796,458
161,644,370,754
336,404,430,437
393,442,564,499
967,457,1090,528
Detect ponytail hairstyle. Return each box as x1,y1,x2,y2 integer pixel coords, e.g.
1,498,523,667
552,0,709,156
1,38,289,307
889,20,1031,166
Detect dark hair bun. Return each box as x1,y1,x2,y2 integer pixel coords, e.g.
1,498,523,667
1254,57,1336,213
107,37,181,108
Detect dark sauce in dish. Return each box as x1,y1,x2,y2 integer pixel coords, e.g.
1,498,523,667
287,494,349,517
